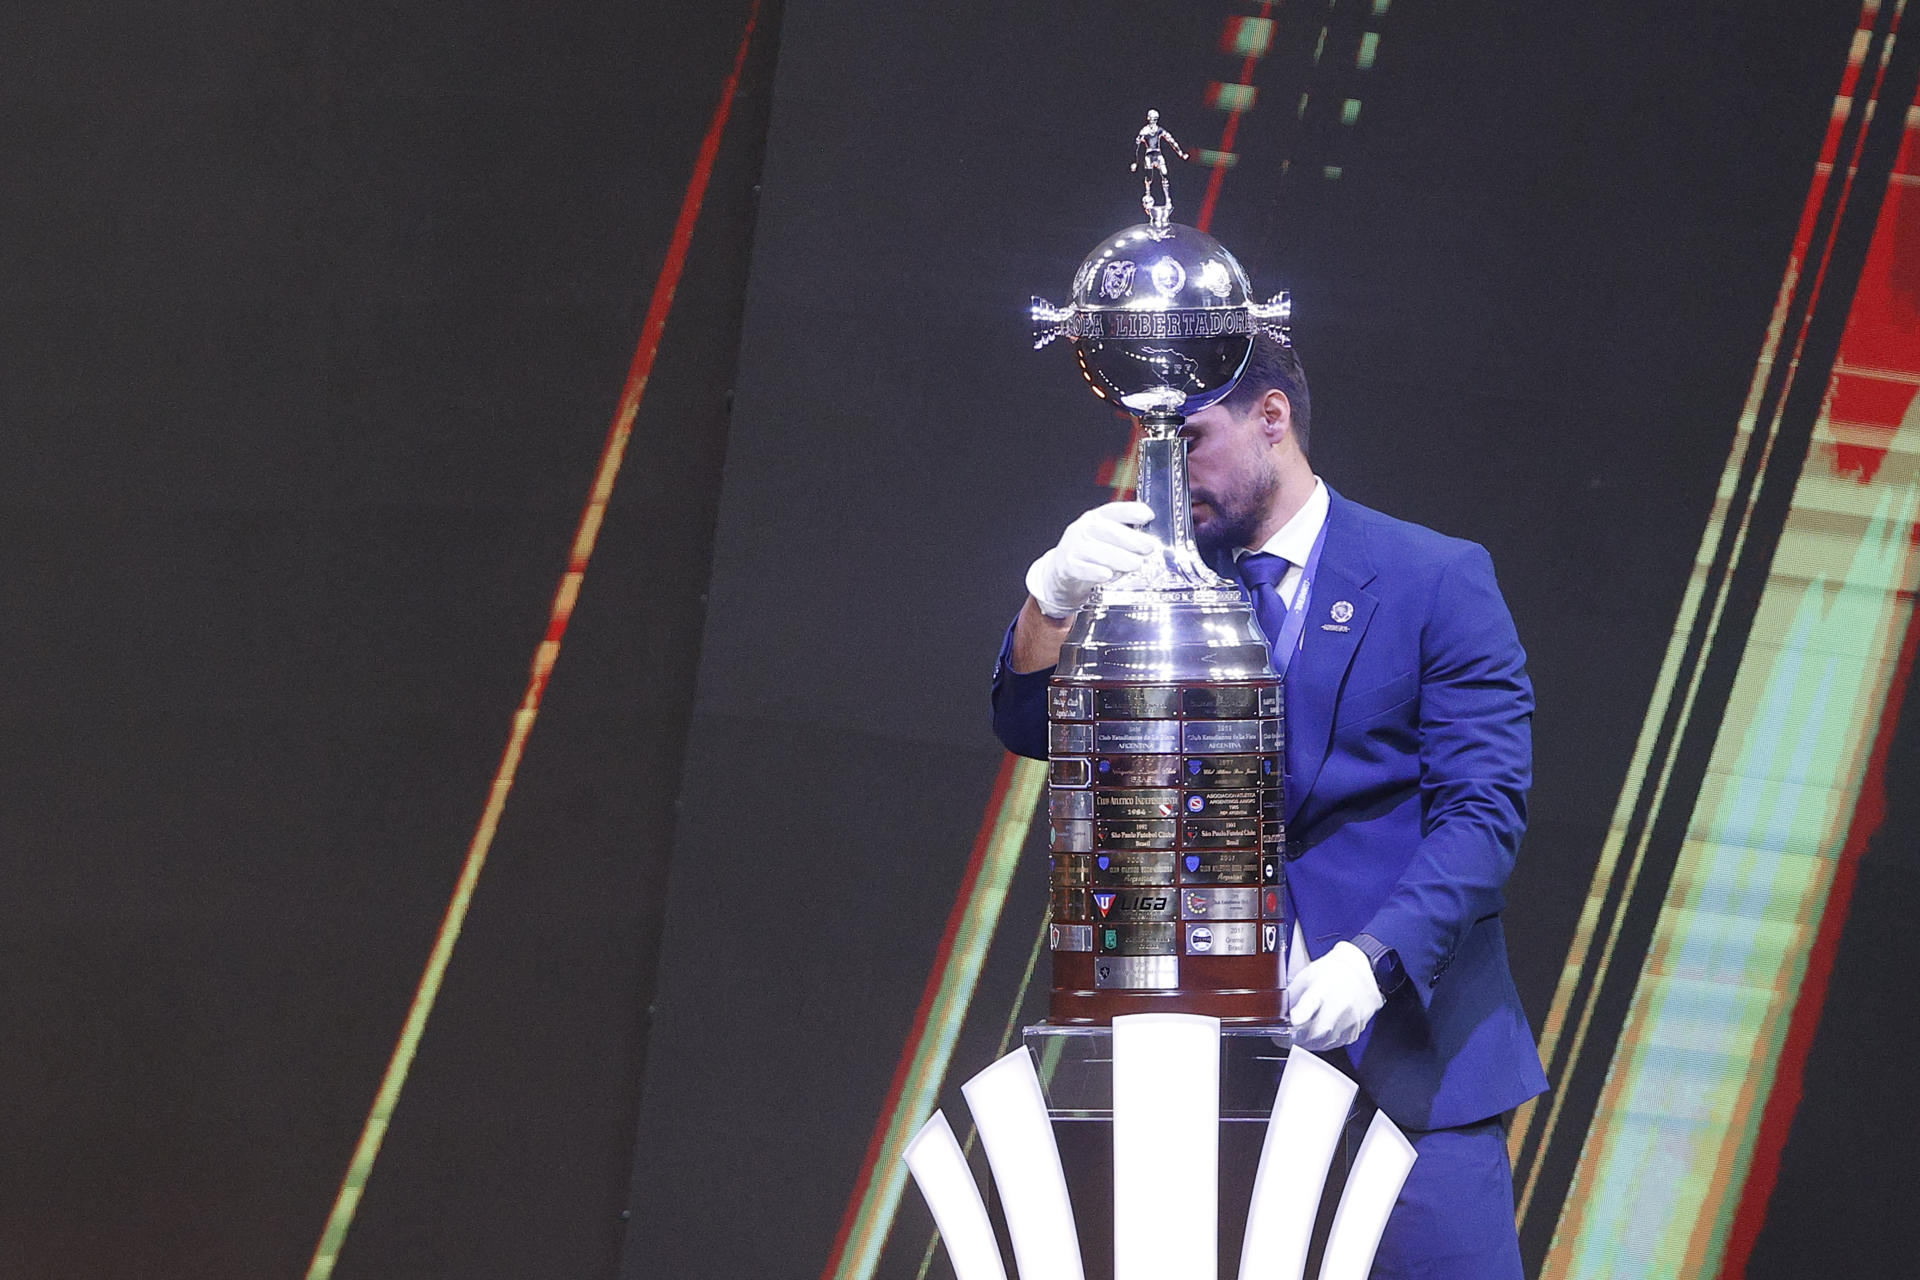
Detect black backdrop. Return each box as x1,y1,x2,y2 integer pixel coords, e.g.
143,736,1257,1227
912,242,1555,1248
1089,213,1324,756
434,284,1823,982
3,1,1914,1277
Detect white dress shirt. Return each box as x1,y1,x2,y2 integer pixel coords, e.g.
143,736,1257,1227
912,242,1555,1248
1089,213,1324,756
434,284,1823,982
1233,475,1330,613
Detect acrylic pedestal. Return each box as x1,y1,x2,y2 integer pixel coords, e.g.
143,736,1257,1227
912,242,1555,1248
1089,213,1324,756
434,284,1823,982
1023,1022,1292,1122
1017,1022,1295,1278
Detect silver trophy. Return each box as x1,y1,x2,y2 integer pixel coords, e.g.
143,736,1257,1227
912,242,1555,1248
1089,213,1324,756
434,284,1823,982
1030,117,1294,1023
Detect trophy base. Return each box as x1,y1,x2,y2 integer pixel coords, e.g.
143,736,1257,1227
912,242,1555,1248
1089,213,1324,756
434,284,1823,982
1047,952,1287,1025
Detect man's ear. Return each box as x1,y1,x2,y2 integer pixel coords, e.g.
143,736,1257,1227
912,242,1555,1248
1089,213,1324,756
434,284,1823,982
1258,389,1294,444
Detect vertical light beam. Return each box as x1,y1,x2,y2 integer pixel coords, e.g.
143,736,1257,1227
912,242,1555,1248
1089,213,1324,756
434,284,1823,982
301,3,764,1275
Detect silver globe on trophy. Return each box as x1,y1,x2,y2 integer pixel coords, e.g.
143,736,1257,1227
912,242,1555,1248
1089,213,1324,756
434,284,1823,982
1031,113,1294,1024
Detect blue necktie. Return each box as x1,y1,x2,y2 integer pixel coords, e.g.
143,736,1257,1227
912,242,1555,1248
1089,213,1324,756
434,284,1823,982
1238,551,1293,656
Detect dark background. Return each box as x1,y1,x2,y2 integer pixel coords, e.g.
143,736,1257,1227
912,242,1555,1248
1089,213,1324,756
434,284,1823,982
2,1,1912,1277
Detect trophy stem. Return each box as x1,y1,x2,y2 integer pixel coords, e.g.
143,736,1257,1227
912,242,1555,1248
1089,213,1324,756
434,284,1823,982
1103,409,1228,595
1139,410,1183,439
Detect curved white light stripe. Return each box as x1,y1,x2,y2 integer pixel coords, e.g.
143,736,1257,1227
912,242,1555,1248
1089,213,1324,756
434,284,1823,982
1240,1048,1359,1280
1319,1111,1417,1280
903,1112,1009,1280
961,1046,1087,1280
916,1022,1415,1280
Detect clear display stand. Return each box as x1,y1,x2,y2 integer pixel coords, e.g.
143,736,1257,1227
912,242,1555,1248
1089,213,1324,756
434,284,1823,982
1023,1022,1293,1122
1011,1023,1302,1277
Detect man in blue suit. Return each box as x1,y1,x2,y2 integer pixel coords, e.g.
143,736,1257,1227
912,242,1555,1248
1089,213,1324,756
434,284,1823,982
992,337,1547,1278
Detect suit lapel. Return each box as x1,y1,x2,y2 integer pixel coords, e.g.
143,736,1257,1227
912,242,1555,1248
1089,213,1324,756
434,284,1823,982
1285,490,1378,822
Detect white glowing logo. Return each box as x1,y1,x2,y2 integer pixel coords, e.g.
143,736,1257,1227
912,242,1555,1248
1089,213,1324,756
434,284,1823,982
904,1013,1417,1280
1198,259,1233,299
1150,257,1187,296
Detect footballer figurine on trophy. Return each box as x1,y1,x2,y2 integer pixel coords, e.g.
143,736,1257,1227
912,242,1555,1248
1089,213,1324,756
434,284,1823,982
1132,109,1190,231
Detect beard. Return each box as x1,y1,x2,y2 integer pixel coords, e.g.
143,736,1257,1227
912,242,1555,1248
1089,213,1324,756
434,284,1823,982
1192,465,1279,561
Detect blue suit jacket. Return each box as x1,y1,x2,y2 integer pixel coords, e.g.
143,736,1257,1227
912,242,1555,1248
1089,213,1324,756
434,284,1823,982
992,486,1548,1130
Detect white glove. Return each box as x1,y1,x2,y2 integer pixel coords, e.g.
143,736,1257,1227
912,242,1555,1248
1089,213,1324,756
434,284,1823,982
1025,501,1159,619
1287,941,1386,1051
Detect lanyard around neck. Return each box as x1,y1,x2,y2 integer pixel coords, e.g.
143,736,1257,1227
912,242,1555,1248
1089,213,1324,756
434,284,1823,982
1263,518,1329,678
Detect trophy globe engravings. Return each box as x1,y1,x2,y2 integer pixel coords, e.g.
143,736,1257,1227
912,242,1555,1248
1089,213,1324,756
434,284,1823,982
1030,112,1294,1024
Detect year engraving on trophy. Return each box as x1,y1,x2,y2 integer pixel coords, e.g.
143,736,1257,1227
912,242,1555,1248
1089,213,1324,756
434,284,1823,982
1183,754,1278,788
1181,685,1278,719
1050,923,1094,952
1049,686,1094,721
1096,720,1183,753
1095,789,1181,820
1177,849,1262,885
1050,758,1091,788
1180,789,1259,819
1049,887,1089,923
1093,955,1180,990
1183,816,1261,848
1050,789,1094,820
1180,887,1260,919
1051,854,1093,886
1095,922,1179,955
1091,851,1179,885
1182,719,1269,753
1051,722,1095,755
1050,820,1093,852
1097,686,1181,719
1096,818,1177,849
1185,921,1260,955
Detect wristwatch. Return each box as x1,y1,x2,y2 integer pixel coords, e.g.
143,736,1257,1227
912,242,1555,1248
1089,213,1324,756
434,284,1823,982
1351,933,1405,994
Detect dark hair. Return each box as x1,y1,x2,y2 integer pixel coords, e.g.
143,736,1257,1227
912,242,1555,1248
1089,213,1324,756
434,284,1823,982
1222,335,1310,458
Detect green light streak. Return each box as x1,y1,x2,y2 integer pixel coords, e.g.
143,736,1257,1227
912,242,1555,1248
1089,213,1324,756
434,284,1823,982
912,911,1052,1280
832,758,1048,1280
1229,17,1275,57
1213,82,1258,112
1546,412,1920,1278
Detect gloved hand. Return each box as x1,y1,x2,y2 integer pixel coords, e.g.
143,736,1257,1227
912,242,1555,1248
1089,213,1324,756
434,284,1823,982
1287,941,1386,1051
1025,501,1159,619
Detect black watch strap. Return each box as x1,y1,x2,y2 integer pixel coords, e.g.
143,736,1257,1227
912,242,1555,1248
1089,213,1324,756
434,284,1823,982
1352,933,1405,994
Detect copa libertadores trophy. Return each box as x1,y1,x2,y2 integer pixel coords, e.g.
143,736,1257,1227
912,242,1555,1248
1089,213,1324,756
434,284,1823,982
1030,112,1293,1024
